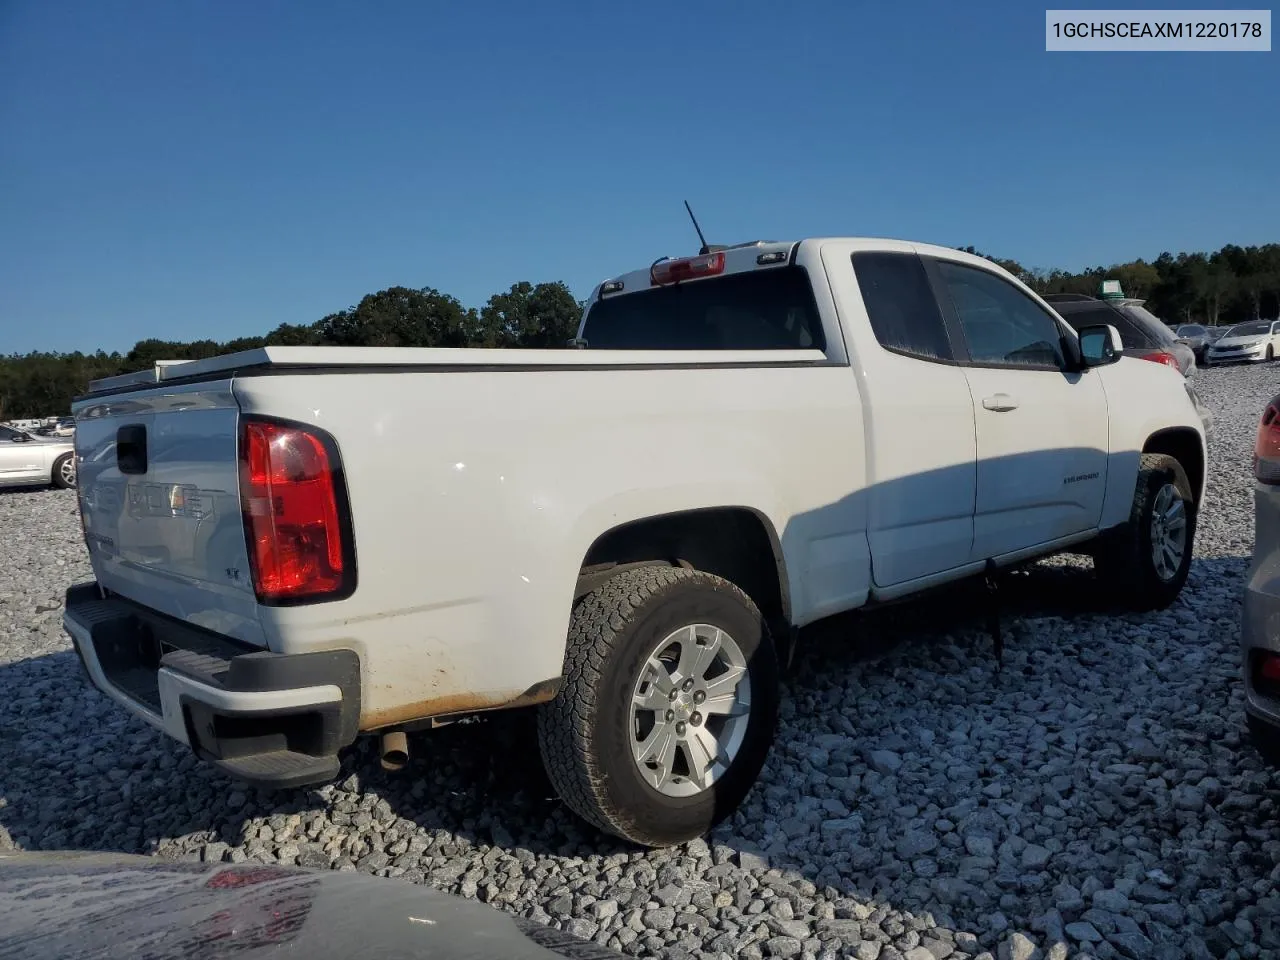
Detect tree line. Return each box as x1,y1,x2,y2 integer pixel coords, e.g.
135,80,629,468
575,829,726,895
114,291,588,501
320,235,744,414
3,242,1278,420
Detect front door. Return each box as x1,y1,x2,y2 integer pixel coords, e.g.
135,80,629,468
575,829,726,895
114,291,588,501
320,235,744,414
929,258,1110,560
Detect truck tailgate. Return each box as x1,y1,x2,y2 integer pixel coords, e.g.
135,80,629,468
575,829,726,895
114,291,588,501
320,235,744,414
73,380,267,646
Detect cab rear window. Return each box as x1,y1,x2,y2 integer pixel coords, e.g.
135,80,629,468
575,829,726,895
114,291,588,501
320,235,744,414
581,266,826,351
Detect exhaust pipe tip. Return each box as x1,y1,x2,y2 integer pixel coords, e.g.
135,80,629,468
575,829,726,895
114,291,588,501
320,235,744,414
380,730,409,772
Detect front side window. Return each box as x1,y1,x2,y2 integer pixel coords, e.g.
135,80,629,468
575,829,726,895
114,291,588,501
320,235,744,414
936,261,1067,369
851,252,953,361
580,266,825,351
0,427,19,442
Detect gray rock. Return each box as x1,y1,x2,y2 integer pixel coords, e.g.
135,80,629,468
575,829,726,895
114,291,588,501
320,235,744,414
897,831,938,859
965,835,995,858
870,750,904,775
1146,902,1185,926
1021,844,1051,870
999,933,1039,960
1092,889,1131,914
772,919,811,940
1171,785,1206,812
1066,922,1103,943
642,907,676,931
765,936,803,958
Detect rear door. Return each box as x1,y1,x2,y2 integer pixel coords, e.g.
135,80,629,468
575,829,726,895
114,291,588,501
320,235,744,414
824,245,977,588
928,258,1110,561
74,380,267,646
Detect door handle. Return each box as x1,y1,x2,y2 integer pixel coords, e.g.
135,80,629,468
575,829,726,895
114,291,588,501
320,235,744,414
982,393,1019,412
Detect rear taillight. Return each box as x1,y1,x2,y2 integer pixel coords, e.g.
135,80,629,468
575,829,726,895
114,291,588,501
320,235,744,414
239,418,353,603
1140,350,1180,369
1261,654,1280,683
650,252,725,286
1255,400,1280,484
1253,651,1280,697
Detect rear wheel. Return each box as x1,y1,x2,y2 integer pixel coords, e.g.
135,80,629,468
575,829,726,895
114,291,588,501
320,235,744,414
1094,453,1195,610
52,453,76,489
538,565,779,847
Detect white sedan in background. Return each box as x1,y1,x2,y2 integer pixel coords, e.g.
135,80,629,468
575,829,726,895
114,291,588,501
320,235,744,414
1205,319,1280,365
0,424,76,488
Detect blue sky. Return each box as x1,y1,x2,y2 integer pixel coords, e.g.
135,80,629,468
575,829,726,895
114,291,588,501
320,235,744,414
1,1,1275,354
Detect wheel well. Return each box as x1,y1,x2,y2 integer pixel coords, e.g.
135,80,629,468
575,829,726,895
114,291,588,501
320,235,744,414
579,507,791,637
1144,428,1205,504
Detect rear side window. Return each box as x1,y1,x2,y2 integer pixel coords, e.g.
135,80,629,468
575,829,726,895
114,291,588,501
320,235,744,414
1117,305,1176,346
580,266,825,351
850,252,953,361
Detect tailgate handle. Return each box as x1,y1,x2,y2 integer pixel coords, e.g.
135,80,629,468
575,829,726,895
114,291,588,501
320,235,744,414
116,424,148,475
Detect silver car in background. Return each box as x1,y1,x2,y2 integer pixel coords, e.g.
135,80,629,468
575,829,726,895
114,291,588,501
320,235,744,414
1206,319,1280,365
1245,393,1280,761
0,424,76,488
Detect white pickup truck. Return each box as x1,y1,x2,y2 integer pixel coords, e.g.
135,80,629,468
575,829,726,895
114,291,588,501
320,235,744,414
64,238,1207,847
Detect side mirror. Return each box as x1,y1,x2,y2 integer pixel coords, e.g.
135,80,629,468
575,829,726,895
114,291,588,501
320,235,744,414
11,434,29,443
1077,324,1124,367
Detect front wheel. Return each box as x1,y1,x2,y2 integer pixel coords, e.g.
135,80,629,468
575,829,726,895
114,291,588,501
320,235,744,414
1094,453,1195,610
1267,345,1274,362
52,453,76,489
538,566,779,847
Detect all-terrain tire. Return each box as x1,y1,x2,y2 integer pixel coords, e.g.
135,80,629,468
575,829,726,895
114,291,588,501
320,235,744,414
537,565,779,847
51,452,76,489
1094,453,1196,611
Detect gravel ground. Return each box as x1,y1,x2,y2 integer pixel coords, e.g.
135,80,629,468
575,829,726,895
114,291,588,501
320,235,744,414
2,364,1278,960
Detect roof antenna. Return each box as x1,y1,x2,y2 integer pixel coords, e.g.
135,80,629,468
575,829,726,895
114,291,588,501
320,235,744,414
684,200,713,256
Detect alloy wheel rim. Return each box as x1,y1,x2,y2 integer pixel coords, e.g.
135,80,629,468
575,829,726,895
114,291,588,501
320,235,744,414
1149,483,1187,582
629,623,752,798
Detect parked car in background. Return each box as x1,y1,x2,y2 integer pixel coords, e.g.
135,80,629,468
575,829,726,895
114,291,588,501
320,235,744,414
1175,324,1212,362
1244,392,1280,762
1047,295,1212,435
0,425,76,488
1044,294,1197,378
1205,319,1280,365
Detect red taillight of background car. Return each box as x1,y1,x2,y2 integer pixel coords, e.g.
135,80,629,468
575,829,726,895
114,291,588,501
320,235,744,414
239,418,354,603
1255,400,1280,485
1140,350,1181,370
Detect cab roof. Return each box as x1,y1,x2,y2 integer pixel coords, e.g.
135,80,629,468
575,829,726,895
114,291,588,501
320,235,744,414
589,237,1022,304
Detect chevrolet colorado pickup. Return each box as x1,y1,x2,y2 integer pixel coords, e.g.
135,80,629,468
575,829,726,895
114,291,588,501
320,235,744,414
64,238,1206,847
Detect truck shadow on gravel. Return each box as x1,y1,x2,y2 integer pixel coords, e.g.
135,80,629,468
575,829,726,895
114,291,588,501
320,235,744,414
3,554,1275,908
